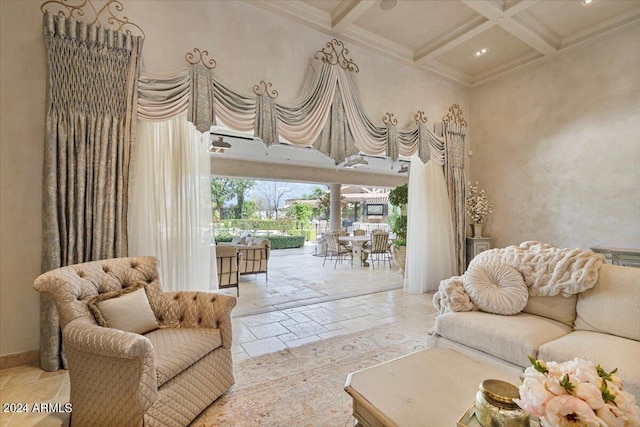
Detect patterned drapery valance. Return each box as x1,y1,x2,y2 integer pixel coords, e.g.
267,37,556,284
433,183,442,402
137,41,447,166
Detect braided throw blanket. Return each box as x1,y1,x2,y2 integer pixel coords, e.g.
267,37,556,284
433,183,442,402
433,241,605,315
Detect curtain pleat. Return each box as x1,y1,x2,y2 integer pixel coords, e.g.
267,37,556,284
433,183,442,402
256,94,279,146
444,122,467,275
404,156,456,293
138,69,190,120
40,12,142,371
129,113,215,292
189,64,217,132
312,86,358,164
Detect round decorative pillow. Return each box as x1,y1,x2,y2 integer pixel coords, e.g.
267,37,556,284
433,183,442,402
463,262,528,315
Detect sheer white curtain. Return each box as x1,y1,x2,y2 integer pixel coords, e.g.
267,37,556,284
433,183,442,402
404,155,456,294
129,112,216,291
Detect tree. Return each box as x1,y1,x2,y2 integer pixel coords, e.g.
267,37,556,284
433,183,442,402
210,178,236,219
232,179,254,219
287,203,313,230
308,186,330,219
255,181,291,219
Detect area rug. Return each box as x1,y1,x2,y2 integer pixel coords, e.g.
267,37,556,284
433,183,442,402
191,324,427,426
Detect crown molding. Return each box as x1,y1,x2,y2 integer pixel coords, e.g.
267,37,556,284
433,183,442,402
332,0,377,32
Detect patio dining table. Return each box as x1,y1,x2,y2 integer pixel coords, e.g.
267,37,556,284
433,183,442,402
338,235,371,267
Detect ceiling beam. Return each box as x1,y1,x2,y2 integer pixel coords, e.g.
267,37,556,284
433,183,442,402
461,0,557,56
414,16,492,63
332,0,377,32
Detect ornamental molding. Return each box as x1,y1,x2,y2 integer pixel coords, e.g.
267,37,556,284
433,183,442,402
382,112,398,126
41,0,145,37
442,104,467,126
185,48,217,70
414,111,428,123
253,81,278,99
314,39,360,73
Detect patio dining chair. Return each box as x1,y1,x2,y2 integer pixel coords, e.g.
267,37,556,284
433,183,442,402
362,232,392,269
323,233,353,269
353,229,366,236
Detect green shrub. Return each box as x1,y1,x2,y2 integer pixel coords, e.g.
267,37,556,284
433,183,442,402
267,235,305,249
215,235,304,249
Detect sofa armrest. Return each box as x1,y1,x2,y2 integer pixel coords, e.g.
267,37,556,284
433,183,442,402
63,321,157,424
156,292,236,348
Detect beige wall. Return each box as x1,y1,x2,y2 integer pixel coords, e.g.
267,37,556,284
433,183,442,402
0,1,465,357
468,25,640,249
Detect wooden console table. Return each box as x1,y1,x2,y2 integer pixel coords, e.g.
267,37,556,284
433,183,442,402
591,246,640,268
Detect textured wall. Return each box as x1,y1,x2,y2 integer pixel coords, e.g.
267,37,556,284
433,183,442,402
0,1,47,359
468,25,640,249
0,0,464,357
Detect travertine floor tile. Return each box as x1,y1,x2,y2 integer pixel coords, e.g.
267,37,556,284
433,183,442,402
1,245,437,427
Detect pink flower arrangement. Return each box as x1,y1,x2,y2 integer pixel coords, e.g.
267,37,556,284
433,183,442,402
515,357,640,427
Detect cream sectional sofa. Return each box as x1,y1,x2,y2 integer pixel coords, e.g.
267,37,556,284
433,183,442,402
429,263,640,399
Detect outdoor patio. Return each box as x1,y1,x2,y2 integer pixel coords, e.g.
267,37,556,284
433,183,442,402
219,243,404,318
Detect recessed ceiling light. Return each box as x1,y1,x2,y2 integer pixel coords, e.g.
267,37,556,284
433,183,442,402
380,0,398,11
581,0,595,4
474,48,489,57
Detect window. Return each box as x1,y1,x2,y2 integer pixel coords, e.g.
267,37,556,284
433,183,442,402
365,204,385,216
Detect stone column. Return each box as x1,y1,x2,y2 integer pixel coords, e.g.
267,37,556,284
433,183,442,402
329,183,342,232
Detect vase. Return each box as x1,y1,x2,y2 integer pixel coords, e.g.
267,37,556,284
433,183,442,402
472,223,483,237
391,245,406,275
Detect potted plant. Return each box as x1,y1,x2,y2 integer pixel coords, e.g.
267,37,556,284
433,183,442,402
388,183,408,273
466,181,493,237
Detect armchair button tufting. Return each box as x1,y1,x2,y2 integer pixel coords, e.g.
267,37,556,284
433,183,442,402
179,317,184,322
210,297,216,302
174,295,180,300
130,262,138,268
193,296,198,301
102,266,110,273
198,318,202,324
77,271,85,278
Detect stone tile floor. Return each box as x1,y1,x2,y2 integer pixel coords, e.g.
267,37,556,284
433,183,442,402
0,244,437,427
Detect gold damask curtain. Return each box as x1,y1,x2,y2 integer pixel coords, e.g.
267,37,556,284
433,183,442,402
40,12,143,371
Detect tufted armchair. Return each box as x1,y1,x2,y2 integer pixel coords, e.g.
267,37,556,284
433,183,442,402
33,256,236,427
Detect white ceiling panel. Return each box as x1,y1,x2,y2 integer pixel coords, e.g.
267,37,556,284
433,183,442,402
353,0,480,50
435,26,535,77
245,0,640,86
526,0,640,39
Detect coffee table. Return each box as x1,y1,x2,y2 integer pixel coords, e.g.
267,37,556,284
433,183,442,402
344,347,519,427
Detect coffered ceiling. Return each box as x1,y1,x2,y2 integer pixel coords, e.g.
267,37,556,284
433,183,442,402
245,0,640,86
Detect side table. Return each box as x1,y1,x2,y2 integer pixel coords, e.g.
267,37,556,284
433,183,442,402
466,237,492,267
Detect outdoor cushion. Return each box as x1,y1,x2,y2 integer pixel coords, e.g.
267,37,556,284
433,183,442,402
463,262,528,315
145,327,223,386
538,331,640,399
434,311,572,367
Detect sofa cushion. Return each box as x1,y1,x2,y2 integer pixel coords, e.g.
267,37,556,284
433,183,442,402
522,294,578,327
574,264,640,341
231,236,246,245
538,331,640,399
434,311,572,367
145,327,222,386
463,262,528,315
87,285,159,335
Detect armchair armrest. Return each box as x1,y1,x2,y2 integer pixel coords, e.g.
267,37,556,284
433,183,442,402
156,292,236,348
63,321,157,424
